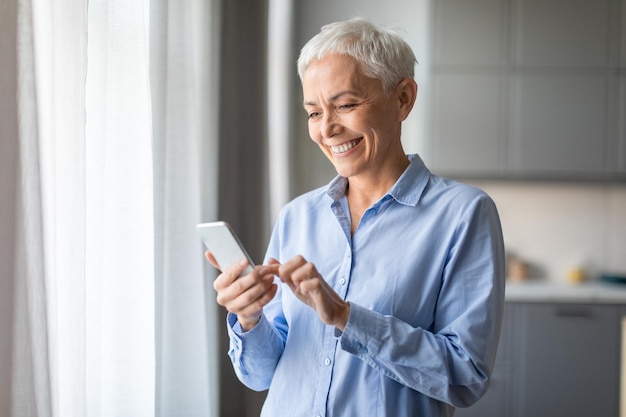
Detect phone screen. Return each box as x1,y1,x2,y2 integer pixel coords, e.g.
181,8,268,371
197,221,255,276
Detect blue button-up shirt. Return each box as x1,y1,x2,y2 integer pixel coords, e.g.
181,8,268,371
227,154,505,417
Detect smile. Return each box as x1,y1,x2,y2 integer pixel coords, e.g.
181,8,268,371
330,139,362,154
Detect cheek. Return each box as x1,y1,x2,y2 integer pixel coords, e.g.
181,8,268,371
308,124,333,158
308,122,321,144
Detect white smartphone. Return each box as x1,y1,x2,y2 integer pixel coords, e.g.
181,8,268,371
196,221,255,276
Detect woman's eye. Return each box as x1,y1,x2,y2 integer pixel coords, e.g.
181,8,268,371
338,104,356,111
308,112,321,119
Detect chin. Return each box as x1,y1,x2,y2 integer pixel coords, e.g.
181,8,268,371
332,164,360,179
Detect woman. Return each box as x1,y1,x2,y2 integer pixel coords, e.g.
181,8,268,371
209,18,505,417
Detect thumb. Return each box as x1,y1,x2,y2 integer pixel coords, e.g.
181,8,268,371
205,251,221,271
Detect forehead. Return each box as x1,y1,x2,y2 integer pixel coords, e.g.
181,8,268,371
303,54,361,79
302,54,380,101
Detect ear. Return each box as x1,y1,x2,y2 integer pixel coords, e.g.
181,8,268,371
395,78,418,122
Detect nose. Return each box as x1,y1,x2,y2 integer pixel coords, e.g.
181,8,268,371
321,110,340,139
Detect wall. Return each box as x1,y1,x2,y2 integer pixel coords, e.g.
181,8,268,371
471,181,626,282
217,1,271,415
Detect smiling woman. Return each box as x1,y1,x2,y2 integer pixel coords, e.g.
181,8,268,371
214,17,505,417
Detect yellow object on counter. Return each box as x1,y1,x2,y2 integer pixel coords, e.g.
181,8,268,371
567,267,586,284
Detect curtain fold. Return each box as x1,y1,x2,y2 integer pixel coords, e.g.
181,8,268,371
32,0,88,414
85,0,156,415
267,0,295,223
12,0,52,414
150,0,220,415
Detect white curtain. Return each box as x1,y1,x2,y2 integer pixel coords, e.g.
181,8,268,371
150,0,220,415
267,0,295,223
1,0,220,415
84,0,156,415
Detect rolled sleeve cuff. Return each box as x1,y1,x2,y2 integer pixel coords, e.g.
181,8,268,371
226,313,263,373
337,303,384,357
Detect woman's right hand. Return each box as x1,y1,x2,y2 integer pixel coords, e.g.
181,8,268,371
206,251,279,331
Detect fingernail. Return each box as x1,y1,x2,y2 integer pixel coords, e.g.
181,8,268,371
239,259,247,266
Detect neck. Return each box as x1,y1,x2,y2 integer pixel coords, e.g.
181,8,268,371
347,153,410,206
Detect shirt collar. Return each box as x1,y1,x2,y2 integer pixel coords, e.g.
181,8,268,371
326,154,431,207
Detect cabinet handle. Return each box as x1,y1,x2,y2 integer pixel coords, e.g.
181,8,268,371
553,308,593,319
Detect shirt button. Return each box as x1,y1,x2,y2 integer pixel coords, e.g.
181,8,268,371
339,277,346,285
323,357,331,366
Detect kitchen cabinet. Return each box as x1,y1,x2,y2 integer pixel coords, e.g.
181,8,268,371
513,303,620,417
429,0,507,178
428,0,626,181
457,301,623,417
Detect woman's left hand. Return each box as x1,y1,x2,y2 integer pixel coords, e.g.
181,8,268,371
273,255,350,331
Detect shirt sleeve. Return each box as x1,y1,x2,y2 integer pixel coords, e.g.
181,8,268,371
226,221,289,392
226,308,286,391
338,194,505,408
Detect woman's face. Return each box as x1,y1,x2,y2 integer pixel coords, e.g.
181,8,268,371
302,54,411,180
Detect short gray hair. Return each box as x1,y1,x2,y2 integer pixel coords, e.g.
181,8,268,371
297,18,416,95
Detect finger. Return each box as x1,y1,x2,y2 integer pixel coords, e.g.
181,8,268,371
284,263,320,298
248,283,278,310
297,276,324,295
289,262,319,285
277,255,307,283
258,264,281,276
224,277,278,313
234,283,279,329
214,264,275,306
214,259,252,291
205,251,221,270
267,257,281,266
237,281,278,313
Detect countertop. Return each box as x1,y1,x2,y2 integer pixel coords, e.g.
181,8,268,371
505,280,626,304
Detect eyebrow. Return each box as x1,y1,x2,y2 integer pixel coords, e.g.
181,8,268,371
303,90,356,107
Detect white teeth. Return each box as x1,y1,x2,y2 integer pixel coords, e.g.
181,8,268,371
331,139,360,154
